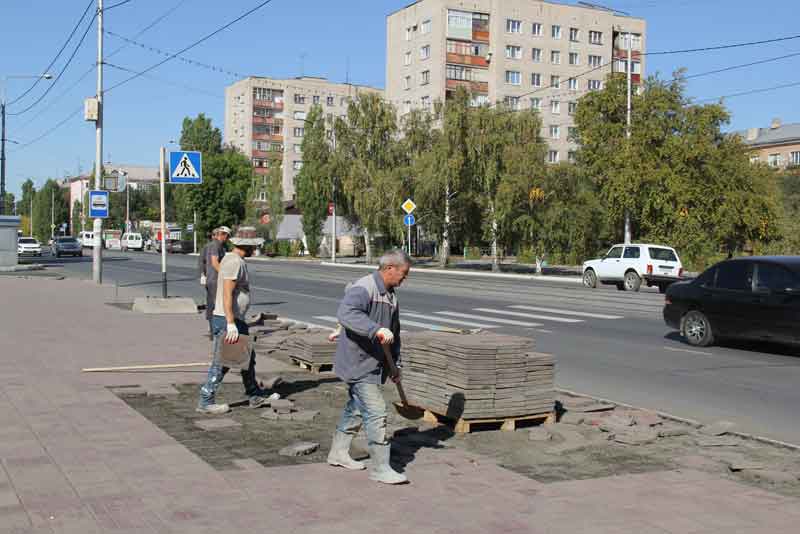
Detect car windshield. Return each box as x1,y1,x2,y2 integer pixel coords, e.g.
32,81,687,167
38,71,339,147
18,238,36,244
58,238,77,243
648,247,677,262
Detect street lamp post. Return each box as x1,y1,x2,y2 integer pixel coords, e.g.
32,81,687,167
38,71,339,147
0,74,53,215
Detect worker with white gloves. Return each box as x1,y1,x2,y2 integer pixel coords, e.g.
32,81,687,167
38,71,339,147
328,250,411,485
197,227,278,415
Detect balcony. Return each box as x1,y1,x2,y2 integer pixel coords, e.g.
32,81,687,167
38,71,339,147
446,52,489,68
446,79,488,93
253,99,284,111
252,133,283,142
252,116,283,127
472,29,489,43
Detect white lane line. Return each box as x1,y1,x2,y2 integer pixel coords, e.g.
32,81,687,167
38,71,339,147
435,311,543,328
473,308,584,324
510,305,623,320
400,319,465,331
287,316,335,331
404,311,498,329
536,329,554,334
663,346,712,356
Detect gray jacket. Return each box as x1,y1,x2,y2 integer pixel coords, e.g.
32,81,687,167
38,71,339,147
334,271,401,384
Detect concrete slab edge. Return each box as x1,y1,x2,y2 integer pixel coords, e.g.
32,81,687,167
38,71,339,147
555,386,800,451
319,261,582,283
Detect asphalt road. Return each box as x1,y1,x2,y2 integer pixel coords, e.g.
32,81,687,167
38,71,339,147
44,250,800,445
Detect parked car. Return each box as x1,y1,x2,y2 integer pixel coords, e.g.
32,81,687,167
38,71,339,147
17,237,42,257
582,243,684,293
78,231,96,248
664,256,800,347
153,238,192,254
51,237,82,257
121,233,144,251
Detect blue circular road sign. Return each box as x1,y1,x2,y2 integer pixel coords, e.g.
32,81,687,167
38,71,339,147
403,214,416,226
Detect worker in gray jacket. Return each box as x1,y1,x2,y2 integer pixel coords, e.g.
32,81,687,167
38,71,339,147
327,250,410,485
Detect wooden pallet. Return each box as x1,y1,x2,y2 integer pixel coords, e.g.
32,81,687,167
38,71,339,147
289,357,333,374
422,409,555,433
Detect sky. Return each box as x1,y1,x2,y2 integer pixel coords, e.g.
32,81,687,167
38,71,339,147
2,0,799,198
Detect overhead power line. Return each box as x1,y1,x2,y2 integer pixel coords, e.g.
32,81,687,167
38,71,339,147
646,33,800,56
105,62,224,99
105,0,135,10
105,0,190,60
696,80,800,103
6,0,94,107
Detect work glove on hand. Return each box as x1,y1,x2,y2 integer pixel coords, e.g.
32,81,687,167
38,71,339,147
376,327,394,345
225,323,239,344
200,274,207,286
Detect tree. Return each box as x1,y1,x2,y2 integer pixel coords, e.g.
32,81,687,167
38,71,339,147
179,113,223,154
295,105,332,256
71,200,83,236
3,192,14,214
31,180,69,241
19,179,35,217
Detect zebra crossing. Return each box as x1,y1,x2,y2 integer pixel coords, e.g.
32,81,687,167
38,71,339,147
313,304,624,333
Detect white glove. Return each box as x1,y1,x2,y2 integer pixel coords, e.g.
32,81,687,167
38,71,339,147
225,323,239,343
200,274,207,286
376,327,394,345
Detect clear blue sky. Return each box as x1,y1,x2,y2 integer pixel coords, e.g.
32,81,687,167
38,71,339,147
2,0,798,198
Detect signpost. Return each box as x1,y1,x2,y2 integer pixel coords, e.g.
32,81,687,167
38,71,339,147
88,190,109,218
402,198,416,256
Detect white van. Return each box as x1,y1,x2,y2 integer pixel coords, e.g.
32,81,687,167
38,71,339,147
78,231,95,248
121,233,144,251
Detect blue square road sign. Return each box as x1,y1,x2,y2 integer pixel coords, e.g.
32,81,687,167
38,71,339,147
169,151,203,184
88,190,109,218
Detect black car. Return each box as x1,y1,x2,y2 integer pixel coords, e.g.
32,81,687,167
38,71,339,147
664,256,800,347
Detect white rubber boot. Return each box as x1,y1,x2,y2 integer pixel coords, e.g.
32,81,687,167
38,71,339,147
327,431,366,471
368,443,408,484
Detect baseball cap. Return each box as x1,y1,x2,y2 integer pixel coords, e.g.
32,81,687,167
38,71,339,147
217,226,232,235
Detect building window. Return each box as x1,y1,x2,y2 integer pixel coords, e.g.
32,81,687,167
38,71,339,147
568,77,578,90
531,73,542,87
568,151,577,163
615,59,642,74
569,27,580,42
549,125,560,139
588,79,602,90
791,151,800,166
506,70,521,85
293,127,304,137
405,27,412,41
589,30,603,45
294,94,306,104
447,40,487,56
749,155,760,164
471,94,489,107
313,95,320,105
506,19,522,33
257,191,267,202
421,19,431,34
551,50,561,64
568,101,577,115
568,126,578,140
421,95,431,109
421,70,430,85
293,161,303,171
550,75,560,89
293,110,306,120
447,9,472,39
530,97,541,111
403,100,411,114
504,96,521,110
326,96,334,106
548,150,559,163
768,153,782,167
293,144,302,154
532,22,542,36
551,100,560,114
420,45,431,60
532,48,542,62
403,75,412,90
588,55,603,68
551,25,561,39
404,51,412,66
447,64,473,80
271,142,282,151
569,52,580,65
506,45,522,59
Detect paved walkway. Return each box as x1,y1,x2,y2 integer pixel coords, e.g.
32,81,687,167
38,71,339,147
0,276,797,533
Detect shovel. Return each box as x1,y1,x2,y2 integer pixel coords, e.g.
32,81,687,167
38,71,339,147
382,344,425,420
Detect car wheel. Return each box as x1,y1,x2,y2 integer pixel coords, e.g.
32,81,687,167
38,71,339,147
615,282,625,291
682,310,715,347
582,269,597,289
658,283,668,294
624,270,642,292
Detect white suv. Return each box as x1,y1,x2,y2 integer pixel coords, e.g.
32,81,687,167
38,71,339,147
582,243,684,293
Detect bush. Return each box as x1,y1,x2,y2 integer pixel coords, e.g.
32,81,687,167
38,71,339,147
276,240,292,257
517,248,536,265
463,246,482,260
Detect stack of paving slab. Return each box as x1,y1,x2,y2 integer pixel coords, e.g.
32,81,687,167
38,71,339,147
403,331,555,420
285,332,337,367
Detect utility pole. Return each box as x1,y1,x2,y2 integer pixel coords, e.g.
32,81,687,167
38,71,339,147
159,145,167,297
624,31,633,245
193,210,197,254
50,188,54,239
125,178,130,232
0,100,5,215
330,127,336,263
92,0,104,284
30,193,33,237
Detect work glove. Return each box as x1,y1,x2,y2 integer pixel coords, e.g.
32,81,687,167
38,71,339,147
225,323,239,344
327,324,342,342
200,274,207,286
376,327,394,345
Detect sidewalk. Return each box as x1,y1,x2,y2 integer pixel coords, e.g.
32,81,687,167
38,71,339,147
0,276,797,533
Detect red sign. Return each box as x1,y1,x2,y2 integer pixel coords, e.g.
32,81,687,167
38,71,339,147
260,214,271,225
328,202,334,216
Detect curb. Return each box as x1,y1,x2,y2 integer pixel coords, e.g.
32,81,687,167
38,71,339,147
556,386,800,451
319,262,582,283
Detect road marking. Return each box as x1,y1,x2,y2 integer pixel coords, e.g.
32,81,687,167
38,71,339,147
536,329,554,334
400,319,466,331
435,311,543,328
663,346,712,356
404,311,498,329
510,305,623,320
473,308,584,324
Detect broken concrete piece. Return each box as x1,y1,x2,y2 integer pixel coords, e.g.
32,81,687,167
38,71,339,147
699,420,736,436
567,401,616,413
727,460,766,472
291,410,320,422
558,412,585,425
696,435,739,447
630,410,662,427
528,427,553,442
270,399,295,414
277,413,294,421
614,428,659,446
599,414,635,433
194,418,242,431
658,426,690,438
260,410,279,421
279,442,319,457
546,427,592,453
145,385,180,396
741,469,799,485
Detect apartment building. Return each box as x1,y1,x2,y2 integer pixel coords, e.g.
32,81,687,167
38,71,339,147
224,76,382,201
386,0,646,163
740,118,800,169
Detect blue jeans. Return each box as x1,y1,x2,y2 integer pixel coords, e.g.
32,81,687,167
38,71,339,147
198,316,259,407
336,382,388,446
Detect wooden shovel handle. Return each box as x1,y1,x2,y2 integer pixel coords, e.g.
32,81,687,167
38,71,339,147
381,343,409,406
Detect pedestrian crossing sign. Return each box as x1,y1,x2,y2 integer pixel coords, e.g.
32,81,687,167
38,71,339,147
169,151,202,184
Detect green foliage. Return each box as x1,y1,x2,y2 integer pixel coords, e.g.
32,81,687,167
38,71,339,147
31,180,69,241
19,179,35,217
180,113,223,154
296,105,331,256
